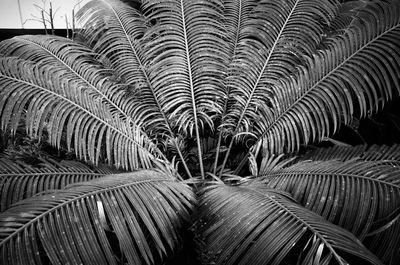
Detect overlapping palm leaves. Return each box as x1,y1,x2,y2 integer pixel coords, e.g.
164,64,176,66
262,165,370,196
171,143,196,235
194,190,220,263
0,0,399,264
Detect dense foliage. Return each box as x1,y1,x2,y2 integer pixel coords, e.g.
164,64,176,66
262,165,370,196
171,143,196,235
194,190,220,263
0,0,400,264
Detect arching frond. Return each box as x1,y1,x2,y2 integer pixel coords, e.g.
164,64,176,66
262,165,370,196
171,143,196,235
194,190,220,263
300,144,400,162
265,159,400,263
300,144,368,161
0,53,165,171
141,0,228,177
0,155,114,212
223,0,260,60
325,0,370,37
0,170,195,265
257,1,400,154
211,0,261,174
0,35,138,123
141,0,227,136
223,0,339,136
196,183,382,265
77,0,174,140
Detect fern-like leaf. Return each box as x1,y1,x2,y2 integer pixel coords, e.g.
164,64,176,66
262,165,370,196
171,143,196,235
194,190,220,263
0,46,165,170
141,0,227,135
300,144,400,162
0,170,194,265
0,155,114,212
224,0,339,136
77,0,175,141
196,182,382,265
141,0,228,177
265,159,400,263
257,1,400,154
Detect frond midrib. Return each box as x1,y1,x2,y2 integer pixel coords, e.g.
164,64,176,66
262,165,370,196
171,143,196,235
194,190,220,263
179,0,205,178
0,72,162,160
243,186,343,263
101,0,175,135
258,20,400,144
232,0,300,132
0,176,172,246
232,0,242,57
16,36,133,125
266,170,400,190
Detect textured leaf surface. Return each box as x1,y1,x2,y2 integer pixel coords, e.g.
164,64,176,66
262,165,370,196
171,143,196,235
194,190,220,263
257,1,400,154
0,170,195,265
77,0,175,141
224,0,339,136
0,155,115,212
265,159,400,263
0,50,164,170
196,183,382,265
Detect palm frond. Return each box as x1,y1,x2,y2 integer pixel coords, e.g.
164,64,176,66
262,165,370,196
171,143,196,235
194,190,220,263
0,50,165,171
223,0,260,60
212,0,261,174
0,155,115,212
265,159,400,263
325,0,369,37
141,0,228,178
223,0,339,136
0,170,195,265
299,144,368,161
141,0,227,135
76,0,174,140
256,1,400,154
196,182,382,265
300,144,400,162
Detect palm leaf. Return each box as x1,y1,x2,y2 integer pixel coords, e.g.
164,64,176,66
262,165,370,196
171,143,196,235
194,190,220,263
0,170,195,265
140,0,228,178
212,0,261,173
0,47,165,170
223,0,260,60
300,144,400,162
76,0,174,140
0,155,115,212
223,0,339,136
324,0,369,38
264,159,400,263
196,182,382,265
76,0,196,178
256,1,400,154
218,0,339,173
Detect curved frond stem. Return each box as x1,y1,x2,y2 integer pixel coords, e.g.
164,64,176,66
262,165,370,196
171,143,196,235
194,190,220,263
77,0,195,176
0,57,165,170
1,177,162,246
212,132,223,174
2,74,151,155
0,156,110,212
250,187,343,263
142,0,227,179
265,159,400,241
197,183,382,264
98,0,194,177
179,0,205,179
264,25,398,142
213,0,255,175
6,36,131,123
220,0,338,174
255,2,400,154
175,143,193,179
98,0,175,134
0,171,195,264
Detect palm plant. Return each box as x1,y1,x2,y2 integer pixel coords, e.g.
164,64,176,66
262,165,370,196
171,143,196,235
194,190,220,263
0,0,399,264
